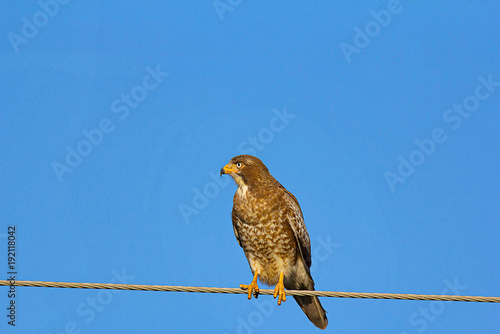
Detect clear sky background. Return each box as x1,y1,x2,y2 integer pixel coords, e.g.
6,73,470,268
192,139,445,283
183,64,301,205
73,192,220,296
1,1,499,333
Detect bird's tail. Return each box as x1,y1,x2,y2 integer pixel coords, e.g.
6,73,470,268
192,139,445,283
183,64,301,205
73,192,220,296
293,293,328,330
286,275,328,330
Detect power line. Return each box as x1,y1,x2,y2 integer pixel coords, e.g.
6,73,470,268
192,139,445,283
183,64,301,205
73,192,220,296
1,280,499,303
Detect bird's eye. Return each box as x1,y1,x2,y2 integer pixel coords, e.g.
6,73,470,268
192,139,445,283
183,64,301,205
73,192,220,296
236,162,242,168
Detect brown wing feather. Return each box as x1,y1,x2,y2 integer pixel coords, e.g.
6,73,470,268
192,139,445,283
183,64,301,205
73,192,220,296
281,188,328,330
281,188,312,270
231,207,243,248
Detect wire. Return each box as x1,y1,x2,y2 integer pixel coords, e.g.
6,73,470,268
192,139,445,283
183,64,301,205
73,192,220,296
1,280,499,303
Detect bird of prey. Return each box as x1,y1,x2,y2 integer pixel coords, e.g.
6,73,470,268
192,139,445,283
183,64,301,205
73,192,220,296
220,155,328,329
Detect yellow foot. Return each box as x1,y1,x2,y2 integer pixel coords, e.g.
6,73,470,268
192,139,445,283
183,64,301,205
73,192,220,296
273,272,286,305
240,271,259,299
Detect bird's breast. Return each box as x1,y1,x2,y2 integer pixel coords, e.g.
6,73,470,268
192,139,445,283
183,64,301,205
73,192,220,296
233,187,278,222
233,188,298,284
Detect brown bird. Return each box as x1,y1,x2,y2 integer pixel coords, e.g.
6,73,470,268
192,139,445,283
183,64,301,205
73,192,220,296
221,155,328,329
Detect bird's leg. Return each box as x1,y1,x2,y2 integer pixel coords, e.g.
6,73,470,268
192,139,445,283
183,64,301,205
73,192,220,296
273,271,286,305
239,271,259,299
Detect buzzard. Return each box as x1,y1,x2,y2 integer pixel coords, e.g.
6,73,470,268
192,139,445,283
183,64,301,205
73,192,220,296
221,155,328,329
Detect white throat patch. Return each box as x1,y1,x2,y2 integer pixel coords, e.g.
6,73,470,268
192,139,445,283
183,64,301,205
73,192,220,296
236,184,249,197
230,173,248,197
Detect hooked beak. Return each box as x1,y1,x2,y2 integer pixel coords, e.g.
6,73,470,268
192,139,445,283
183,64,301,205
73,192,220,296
220,163,238,177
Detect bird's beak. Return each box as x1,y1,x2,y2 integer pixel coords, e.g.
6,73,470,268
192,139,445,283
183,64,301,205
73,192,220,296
220,163,238,176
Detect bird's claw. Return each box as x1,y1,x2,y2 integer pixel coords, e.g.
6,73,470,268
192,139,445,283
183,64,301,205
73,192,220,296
273,282,286,305
240,281,259,299
273,272,286,305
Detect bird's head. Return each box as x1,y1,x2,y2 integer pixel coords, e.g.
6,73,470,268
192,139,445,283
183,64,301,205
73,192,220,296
220,155,271,188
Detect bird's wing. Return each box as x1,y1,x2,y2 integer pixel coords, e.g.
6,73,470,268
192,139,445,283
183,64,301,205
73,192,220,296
231,207,243,248
282,188,312,270
281,189,328,329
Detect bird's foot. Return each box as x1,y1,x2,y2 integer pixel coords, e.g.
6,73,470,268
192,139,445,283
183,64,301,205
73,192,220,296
273,272,286,305
240,271,259,299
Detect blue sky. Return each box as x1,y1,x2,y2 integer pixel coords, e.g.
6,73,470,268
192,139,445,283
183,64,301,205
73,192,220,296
1,1,499,333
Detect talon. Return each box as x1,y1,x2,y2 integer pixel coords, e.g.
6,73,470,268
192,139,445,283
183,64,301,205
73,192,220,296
273,272,286,305
240,271,259,299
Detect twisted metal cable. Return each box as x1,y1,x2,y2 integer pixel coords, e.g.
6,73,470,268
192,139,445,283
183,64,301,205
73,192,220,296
1,280,499,303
